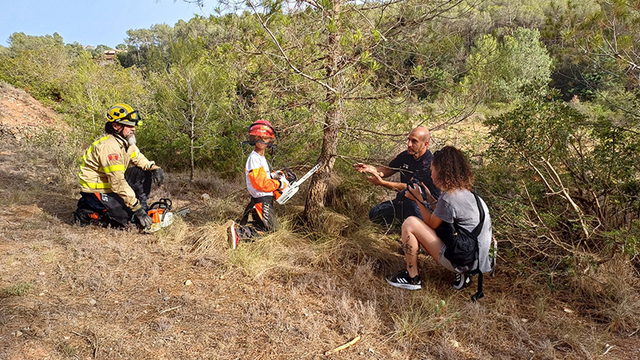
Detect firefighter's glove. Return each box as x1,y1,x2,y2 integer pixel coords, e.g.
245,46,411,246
151,167,165,187
134,207,153,229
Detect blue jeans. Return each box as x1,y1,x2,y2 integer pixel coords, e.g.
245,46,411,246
368,199,423,228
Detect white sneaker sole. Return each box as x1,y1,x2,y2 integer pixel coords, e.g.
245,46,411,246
453,277,471,290
385,278,422,290
227,221,238,250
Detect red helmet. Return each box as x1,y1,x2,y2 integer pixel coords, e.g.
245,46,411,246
248,119,276,138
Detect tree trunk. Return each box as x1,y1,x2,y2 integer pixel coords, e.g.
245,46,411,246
303,97,340,226
303,0,342,227
190,114,195,182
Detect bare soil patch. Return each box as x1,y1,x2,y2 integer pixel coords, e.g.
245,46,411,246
0,82,68,141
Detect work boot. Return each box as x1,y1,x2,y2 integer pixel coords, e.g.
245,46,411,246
71,210,91,227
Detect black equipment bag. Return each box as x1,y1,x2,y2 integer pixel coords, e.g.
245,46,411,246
444,192,485,268
441,191,487,301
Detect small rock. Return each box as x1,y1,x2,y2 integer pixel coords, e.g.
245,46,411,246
368,348,375,354
201,193,211,201
521,318,529,322
219,275,224,280
89,299,97,306
33,326,46,338
563,308,574,314
38,271,45,276
163,297,170,301
184,280,193,286
38,293,45,296
15,331,23,337
158,288,162,294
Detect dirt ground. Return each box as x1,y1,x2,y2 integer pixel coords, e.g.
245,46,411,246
1,85,639,359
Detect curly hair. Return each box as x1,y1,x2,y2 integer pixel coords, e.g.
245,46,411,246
431,146,474,192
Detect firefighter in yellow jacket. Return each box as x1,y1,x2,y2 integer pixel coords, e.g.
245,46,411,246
72,103,164,229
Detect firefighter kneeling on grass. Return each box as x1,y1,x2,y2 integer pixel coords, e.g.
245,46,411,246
72,103,164,230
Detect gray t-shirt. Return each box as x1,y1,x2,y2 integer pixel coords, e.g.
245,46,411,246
433,189,493,273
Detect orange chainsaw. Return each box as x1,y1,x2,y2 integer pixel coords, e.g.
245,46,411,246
145,198,190,233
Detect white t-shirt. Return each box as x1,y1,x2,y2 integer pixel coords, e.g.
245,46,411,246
245,150,273,198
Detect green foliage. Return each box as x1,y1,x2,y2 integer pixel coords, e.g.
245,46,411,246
485,88,640,258
0,33,74,102
63,52,149,137
7,32,64,53
462,28,553,103
146,39,240,176
603,221,640,257
0,282,32,297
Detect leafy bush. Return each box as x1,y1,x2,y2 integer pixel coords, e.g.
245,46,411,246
484,88,640,263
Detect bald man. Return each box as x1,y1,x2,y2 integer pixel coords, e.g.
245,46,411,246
353,127,440,227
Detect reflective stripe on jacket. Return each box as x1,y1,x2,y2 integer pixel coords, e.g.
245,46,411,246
78,134,155,209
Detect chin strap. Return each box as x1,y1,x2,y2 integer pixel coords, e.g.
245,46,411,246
114,132,129,151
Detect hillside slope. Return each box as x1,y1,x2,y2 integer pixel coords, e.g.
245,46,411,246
0,85,638,359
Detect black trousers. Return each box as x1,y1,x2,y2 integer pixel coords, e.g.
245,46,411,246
239,195,279,233
74,167,152,228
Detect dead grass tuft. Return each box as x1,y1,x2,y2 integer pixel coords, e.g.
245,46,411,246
318,209,353,236
569,257,640,333
188,222,229,256
390,296,448,342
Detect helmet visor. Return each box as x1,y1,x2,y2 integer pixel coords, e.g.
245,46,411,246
117,110,141,126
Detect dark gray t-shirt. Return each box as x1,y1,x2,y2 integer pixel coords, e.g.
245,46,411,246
433,189,493,273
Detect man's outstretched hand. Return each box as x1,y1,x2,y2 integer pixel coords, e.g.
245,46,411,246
366,172,384,186
353,162,377,175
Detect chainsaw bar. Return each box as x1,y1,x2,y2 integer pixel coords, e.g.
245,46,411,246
276,162,323,205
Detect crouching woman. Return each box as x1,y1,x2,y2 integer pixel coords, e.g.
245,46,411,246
386,146,492,291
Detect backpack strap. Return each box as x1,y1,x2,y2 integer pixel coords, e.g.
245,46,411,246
453,191,485,240
472,191,485,301
471,272,484,302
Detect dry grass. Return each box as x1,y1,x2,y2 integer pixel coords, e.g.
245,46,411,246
1,135,639,360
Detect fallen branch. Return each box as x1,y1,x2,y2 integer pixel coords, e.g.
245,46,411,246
159,305,182,314
324,335,361,356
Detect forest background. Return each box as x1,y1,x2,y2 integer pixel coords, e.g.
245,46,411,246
1,0,640,358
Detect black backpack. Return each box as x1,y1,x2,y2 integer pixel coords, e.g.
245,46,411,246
441,191,489,301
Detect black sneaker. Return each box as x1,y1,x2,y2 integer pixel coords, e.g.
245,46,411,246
386,270,422,290
452,273,471,290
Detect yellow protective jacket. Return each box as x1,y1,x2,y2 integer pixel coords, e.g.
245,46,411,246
78,134,155,209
